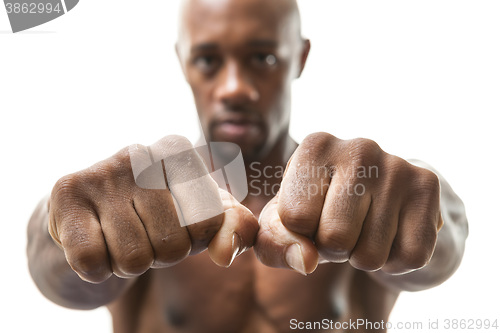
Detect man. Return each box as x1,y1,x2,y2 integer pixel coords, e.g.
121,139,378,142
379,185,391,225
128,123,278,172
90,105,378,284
27,0,468,332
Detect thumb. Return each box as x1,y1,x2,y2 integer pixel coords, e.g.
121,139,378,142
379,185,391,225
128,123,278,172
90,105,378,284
254,195,319,275
207,189,259,267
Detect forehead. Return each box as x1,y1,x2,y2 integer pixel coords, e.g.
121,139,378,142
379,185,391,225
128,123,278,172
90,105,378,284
181,0,294,49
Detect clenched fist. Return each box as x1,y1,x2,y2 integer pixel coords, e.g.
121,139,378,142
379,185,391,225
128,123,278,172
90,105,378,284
255,132,443,276
48,135,258,283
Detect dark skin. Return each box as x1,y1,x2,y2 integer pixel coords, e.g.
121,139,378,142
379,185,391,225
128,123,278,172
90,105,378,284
27,0,468,332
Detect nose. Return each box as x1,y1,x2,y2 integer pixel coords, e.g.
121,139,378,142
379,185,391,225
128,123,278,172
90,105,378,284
214,60,259,107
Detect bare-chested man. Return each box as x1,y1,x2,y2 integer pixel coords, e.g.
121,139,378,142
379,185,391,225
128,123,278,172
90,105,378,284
27,0,468,332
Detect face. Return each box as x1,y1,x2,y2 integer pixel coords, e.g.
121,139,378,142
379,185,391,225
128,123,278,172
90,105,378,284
177,0,310,161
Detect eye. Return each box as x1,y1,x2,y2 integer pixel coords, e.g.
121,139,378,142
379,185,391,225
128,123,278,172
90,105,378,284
192,55,221,74
251,53,278,68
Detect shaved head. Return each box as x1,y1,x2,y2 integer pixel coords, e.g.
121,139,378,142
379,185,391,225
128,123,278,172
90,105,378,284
178,0,302,44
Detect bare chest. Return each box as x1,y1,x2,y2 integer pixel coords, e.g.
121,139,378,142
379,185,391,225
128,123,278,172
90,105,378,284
119,250,356,333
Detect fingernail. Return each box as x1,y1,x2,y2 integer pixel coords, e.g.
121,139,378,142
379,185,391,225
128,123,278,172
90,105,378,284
228,233,241,267
286,244,307,276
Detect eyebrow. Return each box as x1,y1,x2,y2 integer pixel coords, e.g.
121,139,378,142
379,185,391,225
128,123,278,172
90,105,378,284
190,39,278,53
191,43,219,53
247,39,278,48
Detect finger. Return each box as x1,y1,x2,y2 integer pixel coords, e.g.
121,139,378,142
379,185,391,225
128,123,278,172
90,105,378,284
149,135,224,254
349,195,399,272
382,204,439,275
208,189,259,267
255,196,319,275
383,168,441,275
133,188,192,268
50,202,112,284
98,205,154,278
315,173,371,263
278,135,336,238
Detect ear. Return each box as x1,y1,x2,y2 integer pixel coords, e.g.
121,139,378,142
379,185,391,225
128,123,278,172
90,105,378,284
296,39,311,79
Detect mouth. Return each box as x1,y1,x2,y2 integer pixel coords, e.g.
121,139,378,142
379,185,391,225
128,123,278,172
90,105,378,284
212,116,262,141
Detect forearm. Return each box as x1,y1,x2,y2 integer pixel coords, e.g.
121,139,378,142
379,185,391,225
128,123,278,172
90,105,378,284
27,197,135,310
370,160,468,292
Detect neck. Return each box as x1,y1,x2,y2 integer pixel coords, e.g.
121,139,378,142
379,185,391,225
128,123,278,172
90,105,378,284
245,132,297,182
243,133,297,210
196,132,298,216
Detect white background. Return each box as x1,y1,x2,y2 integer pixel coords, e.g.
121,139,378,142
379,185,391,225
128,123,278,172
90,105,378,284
1,0,499,332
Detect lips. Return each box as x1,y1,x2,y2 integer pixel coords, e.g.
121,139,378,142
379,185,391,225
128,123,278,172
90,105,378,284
212,116,262,141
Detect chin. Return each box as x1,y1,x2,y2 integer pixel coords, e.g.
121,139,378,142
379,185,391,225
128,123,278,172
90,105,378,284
209,133,264,159
241,141,272,163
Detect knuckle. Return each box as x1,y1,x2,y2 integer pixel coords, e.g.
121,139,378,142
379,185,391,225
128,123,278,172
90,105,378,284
188,195,224,223
316,221,357,255
94,155,133,186
385,154,409,174
403,164,439,196
380,155,411,191
278,207,315,234
405,251,430,271
255,223,274,244
115,245,154,276
417,168,440,196
69,249,109,282
154,236,191,267
351,138,381,154
163,135,194,152
300,132,337,160
255,215,284,249
349,138,382,167
112,147,135,167
232,204,259,236
254,222,286,267
53,158,131,206
186,214,224,254
303,132,335,147
350,251,386,272
52,174,83,200
160,136,206,181
231,203,251,219
394,242,433,271
197,212,224,231
391,217,438,271
50,174,94,216
79,160,135,200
